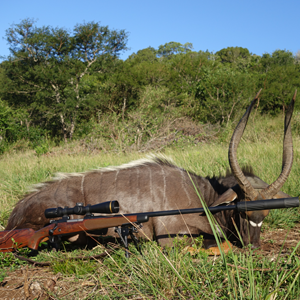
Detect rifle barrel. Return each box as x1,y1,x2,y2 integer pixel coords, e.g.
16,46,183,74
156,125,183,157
133,197,299,222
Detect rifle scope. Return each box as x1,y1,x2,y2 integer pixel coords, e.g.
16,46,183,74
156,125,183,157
45,200,119,218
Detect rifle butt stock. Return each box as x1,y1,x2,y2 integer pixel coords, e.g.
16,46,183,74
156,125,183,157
0,228,35,252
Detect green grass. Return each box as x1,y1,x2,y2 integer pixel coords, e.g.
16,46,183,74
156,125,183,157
2,239,299,299
1,113,300,298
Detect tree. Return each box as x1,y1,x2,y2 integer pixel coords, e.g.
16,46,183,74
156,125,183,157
100,58,170,117
295,50,300,63
128,47,158,64
260,50,294,73
194,66,259,125
215,47,252,69
3,19,128,142
157,42,193,59
259,64,300,114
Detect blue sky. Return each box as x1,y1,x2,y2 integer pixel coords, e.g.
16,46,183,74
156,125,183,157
1,0,299,60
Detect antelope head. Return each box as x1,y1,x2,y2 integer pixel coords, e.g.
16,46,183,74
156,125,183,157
228,89,297,248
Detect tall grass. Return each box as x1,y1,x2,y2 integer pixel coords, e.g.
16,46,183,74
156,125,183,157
1,113,300,298
1,121,300,228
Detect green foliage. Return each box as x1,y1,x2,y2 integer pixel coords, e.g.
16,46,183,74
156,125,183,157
128,47,158,63
0,100,26,142
172,235,204,251
0,27,299,150
261,49,295,72
164,51,211,97
0,209,10,229
52,256,99,276
34,142,50,156
265,207,300,229
292,111,300,135
82,86,198,152
157,41,194,58
194,66,259,125
2,18,128,142
0,252,27,271
259,64,300,114
0,99,51,154
216,46,252,69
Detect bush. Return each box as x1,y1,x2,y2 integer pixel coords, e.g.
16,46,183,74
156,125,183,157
0,99,51,154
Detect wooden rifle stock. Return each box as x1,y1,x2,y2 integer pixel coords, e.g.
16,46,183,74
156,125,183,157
0,214,145,252
0,228,35,252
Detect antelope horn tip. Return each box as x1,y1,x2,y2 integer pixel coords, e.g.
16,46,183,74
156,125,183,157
293,90,297,101
255,89,262,99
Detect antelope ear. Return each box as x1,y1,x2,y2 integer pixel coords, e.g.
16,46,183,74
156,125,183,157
246,176,291,198
272,190,291,199
246,176,268,189
211,188,238,207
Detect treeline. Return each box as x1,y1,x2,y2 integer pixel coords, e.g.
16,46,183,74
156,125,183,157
0,19,299,153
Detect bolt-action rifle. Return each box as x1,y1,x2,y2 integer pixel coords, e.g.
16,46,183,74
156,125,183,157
0,197,299,254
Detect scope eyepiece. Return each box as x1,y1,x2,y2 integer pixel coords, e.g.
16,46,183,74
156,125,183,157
45,200,119,218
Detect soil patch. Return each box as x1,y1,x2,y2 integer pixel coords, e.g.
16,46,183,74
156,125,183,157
0,226,299,299
259,224,300,255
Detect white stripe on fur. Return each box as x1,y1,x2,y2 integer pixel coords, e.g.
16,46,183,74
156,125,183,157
26,154,174,193
249,220,263,227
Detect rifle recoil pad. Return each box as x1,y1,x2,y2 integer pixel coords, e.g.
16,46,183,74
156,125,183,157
45,200,119,218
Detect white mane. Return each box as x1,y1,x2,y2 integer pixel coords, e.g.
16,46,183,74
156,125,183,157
28,154,174,193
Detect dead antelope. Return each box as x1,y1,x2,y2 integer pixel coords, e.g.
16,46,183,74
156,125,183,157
6,90,297,250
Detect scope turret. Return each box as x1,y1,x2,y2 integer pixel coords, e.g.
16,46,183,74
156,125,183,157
45,200,119,219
